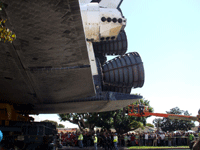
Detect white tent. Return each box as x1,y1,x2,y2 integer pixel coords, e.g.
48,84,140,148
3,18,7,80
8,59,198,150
127,130,136,134
133,126,156,133
186,130,195,133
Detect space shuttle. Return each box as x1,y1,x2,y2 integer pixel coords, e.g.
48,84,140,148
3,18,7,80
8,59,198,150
0,0,144,114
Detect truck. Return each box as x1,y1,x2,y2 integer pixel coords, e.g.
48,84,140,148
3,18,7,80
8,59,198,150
0,0,145,149
128,104,200,150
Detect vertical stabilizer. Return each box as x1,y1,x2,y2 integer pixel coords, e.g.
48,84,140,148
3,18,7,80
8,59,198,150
99,0,123,8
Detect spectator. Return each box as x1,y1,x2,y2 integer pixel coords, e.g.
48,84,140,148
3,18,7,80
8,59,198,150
64,133,71,146
160,133,165,146
127,133,130,146
139,133,144,146
148,132,153,146
83,132,88,148
78,132,83,148
113,133,118,150
102,132,107,150
0,130,3,142
145,132,148,146
124,133,128,147
168,133,172,146
130,133,135,146
165,133,168,146
93,133,98,150
56,129,196,148
157,134,161,146
189,132,194,149
153,132,157,146
172,133,176,146
135,133,139,146
107,134,112,150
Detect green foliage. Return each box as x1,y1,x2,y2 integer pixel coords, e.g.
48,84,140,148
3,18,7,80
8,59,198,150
153,107,195,132
0,19,16,43
146,123,154,128
153,118,162,129
0,3,16,43
40,119,58,127
114,109,135,133
94,111,114,130
58,113,97,131
58,124,65,128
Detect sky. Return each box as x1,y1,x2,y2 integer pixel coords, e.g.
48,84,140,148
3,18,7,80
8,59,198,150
31,0,200,128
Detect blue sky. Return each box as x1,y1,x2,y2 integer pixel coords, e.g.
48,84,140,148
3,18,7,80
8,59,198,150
123,0,200,124
31,0,200,127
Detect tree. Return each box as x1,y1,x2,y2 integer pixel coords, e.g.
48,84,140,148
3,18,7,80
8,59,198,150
113,98,154,134
153,107,195,132
58,113,97,131
153,118,162,132
58,124,65,128
93,111,115,130
112,108,144,134
58,98,154,134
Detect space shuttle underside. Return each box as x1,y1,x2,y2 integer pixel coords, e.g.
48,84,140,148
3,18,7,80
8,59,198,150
0,0,144,114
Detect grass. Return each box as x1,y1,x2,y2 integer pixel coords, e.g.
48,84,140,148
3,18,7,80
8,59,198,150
127,146,189,149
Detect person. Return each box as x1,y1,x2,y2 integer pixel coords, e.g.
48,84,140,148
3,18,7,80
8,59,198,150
172,133,176,146
70,133,76,146
83,132,88,148
0,130,3,142
160,132,165,146
78,132,83,148
157,134,161,146
139,104,145,115
135,133,139,146
93,133,98,150
144,132,148,146
164,133,168,146
98,133,104,148
188,132,194,149
0,130,3,150
152,132,157,146
113,133,118,150
177,132,182,146
64,133,71,146
168,133,172,146
124,133,128,147
139,133,143,146
130,133,135,146
102,132,107,150
106,134,112,150
199,129,200,139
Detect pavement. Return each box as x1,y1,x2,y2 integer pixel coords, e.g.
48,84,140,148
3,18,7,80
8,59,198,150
58,146,190,150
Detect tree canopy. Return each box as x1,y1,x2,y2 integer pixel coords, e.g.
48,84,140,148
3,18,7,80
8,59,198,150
58,98,153,134
153,107,195,132
58,124,65,128
40,119,58,127
40,120,65,128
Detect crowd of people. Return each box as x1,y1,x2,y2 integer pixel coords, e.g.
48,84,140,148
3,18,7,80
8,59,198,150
57,129,199,149
122,131,198,147
57,130,119,149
